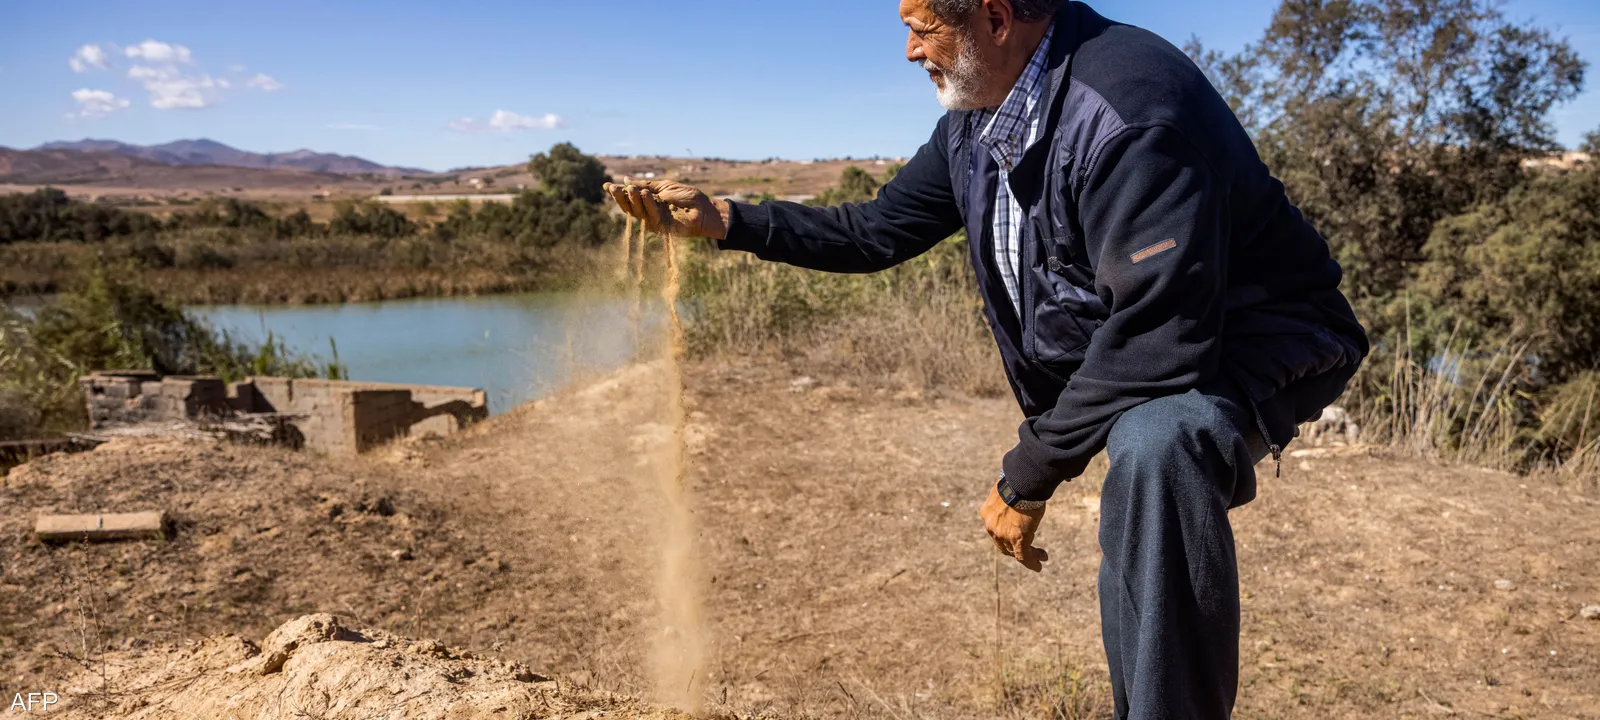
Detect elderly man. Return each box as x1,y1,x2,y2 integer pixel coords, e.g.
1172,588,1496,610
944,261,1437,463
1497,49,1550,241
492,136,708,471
606,0,1368,717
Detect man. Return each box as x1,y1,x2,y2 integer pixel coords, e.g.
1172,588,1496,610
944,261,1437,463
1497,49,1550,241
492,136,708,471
605,0,1368,717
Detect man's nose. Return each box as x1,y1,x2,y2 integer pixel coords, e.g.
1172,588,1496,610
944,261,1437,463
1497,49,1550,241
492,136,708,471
906,31,924,63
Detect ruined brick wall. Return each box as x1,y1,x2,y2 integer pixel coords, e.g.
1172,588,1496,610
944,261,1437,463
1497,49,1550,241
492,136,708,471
122,375,490,456
81,372,230,427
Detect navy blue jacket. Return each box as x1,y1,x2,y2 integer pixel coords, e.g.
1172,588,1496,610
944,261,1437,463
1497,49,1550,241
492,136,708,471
719,2,1369,502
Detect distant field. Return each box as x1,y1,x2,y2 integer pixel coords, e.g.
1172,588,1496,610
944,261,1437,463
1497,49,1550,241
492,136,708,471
1,153,901,207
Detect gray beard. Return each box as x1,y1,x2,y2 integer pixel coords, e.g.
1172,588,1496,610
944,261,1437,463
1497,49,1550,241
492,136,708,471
925,32,992,111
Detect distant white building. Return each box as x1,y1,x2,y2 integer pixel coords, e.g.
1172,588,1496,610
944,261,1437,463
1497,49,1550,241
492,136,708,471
1522,151,1592,172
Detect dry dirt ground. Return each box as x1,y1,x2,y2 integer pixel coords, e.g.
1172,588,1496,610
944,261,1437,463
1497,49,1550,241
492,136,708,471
50,614,695,720
2,359,1597,719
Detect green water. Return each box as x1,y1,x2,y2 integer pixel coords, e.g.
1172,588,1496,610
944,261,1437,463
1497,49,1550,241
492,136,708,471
192,293,658,415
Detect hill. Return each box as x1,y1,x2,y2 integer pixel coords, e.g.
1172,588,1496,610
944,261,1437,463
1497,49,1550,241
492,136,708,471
0,147,170,184
0,147,382,195
35,138,428,177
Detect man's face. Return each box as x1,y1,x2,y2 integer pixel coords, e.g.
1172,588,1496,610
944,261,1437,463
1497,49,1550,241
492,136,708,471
901,0,994,110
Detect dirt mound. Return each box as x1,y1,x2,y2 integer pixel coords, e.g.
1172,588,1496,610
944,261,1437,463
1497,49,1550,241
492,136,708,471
0,436,511,697
54,614,690,719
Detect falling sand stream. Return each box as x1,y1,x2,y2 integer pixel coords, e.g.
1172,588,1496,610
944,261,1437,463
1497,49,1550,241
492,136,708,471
620,215,706,710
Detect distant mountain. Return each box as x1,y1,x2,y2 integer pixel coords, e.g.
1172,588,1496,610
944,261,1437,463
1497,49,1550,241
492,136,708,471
0,148,166,184
34,138,428,177
0,147,367,190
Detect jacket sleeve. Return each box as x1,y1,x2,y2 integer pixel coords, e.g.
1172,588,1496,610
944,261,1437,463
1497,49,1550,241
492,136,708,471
1001,124,1230,501
717,116,965,273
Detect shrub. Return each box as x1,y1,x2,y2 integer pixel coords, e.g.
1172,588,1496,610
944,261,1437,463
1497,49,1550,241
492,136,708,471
329,200,417,238
527,143,612,203
0,188,161,244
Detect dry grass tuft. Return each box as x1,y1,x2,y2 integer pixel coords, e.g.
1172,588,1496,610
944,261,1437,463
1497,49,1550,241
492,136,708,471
682,237,1007,398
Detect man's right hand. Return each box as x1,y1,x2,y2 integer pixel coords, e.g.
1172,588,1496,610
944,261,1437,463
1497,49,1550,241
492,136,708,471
603,180,730,240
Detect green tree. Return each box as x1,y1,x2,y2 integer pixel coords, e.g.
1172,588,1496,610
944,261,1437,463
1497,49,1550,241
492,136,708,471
1581,127,1600,154
526,143,612,204
0,188,161,243
807,166,881,207
1189,0,1586,321
1415,167,1600,387
328,200,417,238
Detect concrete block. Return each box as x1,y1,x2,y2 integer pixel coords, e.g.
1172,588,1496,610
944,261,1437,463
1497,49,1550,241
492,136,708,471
97,370,161,382
36,511,167,543
161,377,230,418
346,389,415,453
251,377,294,412
98,379,140,400
229,381,262,413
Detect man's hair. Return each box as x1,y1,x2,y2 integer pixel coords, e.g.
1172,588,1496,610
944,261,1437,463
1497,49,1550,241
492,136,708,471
928,0,1059,23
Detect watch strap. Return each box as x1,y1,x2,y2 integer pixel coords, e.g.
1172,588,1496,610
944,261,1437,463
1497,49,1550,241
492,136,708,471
997,471,1047,511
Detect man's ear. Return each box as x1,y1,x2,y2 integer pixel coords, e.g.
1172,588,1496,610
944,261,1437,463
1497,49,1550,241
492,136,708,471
981,0,1016,45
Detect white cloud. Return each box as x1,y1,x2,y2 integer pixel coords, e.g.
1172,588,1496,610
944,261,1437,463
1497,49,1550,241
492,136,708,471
68,44,109,73
328,123,380,131
124,39,192,64
246,73,284,92
128,64,225,109
450,110,565,133
68,88,130,119
112,40,277,110
489,110,564,130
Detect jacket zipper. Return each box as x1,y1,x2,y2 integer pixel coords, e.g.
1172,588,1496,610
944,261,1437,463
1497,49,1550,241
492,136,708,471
1249,401,1284,477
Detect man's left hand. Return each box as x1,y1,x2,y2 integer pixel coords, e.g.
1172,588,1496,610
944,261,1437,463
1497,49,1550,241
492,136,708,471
982,485,1049,572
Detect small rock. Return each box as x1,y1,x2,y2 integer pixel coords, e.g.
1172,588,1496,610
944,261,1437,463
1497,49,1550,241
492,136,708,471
409,639,448,657
1581,605,1600,621
389,548,413,561
511,663,549,683
1494,579,1516,592
789,376,817,393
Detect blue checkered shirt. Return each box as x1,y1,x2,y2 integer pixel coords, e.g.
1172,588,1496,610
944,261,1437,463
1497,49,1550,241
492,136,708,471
969,26,1054,315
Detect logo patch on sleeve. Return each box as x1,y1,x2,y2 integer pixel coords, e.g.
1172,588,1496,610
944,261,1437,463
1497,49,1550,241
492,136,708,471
1131,238,1178,264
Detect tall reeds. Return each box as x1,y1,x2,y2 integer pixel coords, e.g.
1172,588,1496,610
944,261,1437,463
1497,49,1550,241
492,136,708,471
680,235,1008,398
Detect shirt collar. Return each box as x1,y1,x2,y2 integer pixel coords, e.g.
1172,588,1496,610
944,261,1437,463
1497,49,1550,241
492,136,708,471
976,24,1055,164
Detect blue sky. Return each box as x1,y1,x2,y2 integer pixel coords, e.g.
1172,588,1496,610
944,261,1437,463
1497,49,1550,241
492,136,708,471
1,0,1595,171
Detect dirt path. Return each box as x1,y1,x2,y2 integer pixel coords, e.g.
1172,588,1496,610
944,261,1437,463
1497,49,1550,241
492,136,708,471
5,358,1597,718
408,359,1600,718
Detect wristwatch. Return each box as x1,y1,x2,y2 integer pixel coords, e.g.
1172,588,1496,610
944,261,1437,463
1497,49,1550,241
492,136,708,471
997,471,1047,511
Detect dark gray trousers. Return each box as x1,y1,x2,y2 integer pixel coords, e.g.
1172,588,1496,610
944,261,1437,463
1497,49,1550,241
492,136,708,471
1098,381,1269,720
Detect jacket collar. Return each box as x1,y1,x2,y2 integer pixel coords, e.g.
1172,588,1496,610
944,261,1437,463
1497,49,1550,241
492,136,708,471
1006,4,1081,206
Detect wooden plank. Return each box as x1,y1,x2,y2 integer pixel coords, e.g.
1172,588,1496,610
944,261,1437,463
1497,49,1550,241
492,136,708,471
36,511,167,543
0,437,102,468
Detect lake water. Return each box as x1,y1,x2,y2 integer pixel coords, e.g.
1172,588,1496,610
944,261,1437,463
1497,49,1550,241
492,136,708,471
192,294,659,415
4,294,55,318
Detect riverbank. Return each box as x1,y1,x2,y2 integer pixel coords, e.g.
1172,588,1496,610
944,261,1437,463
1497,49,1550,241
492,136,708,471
6,358,1597,718
0,232,611,305
194,292,654,414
